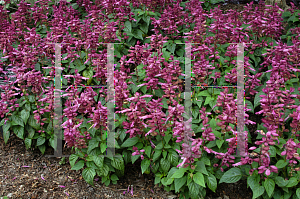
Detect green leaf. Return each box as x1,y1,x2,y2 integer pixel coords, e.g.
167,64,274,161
162,48,171,61
284,191,292,199
206,172,217,192
69,154,79,168
13,125,24,139
121,137,139,148
82,69,93,85
38,145,46,154
82,167,96,186
27,126,35,139
193,172,206,187
247,174,260,190
195,160,208,175
140,22,148,34
198,90,210,97
161,176,174,186
253,186,265,199
162,150,167,159
24,138,32,149
71,160,85,171
176,48,184,57
76,64,86,73
192,108,199,118
275,176,289,187
152,150,162,162
98,164,109,176
0,119,4,127
87,138,99,154
216,139,224,149
131,154,140,164
245,100,254,114
151,161,160,173
12,115,24,127
166,167,178,179
154,174,161,184
272,189,282,199
275,160,288,169
20,110,30,125
28,95,35,103
296,188,300,199
264,179,275,197
201,157,211,166
111,156,124,171
167,151,178,167
28,115,40,130
154,88,164,98
219,167,242,184
249,54,258,67
100,143,106,153
110,174,119,181
286,177,298,187
93,156,104,168
141,159,151,174
288,15,295,22
282,11,291,18
171,167,188,178
206,140,216,148
254,91,265,109
160,158,170,174
188,181,200,199
167,43,176,54
36,136,45,146
204,96,213,106
133,29,144,40
144,145,151,158
140,85,147,94
174,176,187,193
2,121,10,143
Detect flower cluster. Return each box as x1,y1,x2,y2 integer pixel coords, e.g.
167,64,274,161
132,146,145,160
116,93,150,138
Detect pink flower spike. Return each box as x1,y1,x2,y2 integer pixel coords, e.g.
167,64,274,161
21,165,30,167
59,185,66,188
130,185,133,196
41,175,46,181
248,146,256,150
265,169,271,176
64,192,69,196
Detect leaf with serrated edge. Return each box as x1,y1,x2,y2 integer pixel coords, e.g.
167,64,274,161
219,168,242,184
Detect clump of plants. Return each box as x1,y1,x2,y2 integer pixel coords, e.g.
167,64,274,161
0,0,300,198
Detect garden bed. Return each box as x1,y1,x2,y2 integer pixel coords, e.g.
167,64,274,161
1,0,300,198
0,134,253,199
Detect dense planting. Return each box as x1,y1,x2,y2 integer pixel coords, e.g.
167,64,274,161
0,0,300,198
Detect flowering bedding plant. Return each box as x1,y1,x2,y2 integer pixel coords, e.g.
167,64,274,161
0,0,300,198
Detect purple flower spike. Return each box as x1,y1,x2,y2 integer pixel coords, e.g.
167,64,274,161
130,185,133,196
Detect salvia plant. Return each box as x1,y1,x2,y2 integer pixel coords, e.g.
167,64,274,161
0,0,300,198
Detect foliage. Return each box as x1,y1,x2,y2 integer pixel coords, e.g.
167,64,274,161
0,0,300,198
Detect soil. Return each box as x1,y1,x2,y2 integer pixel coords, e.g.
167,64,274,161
0,2,291,199
0,133,254,199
